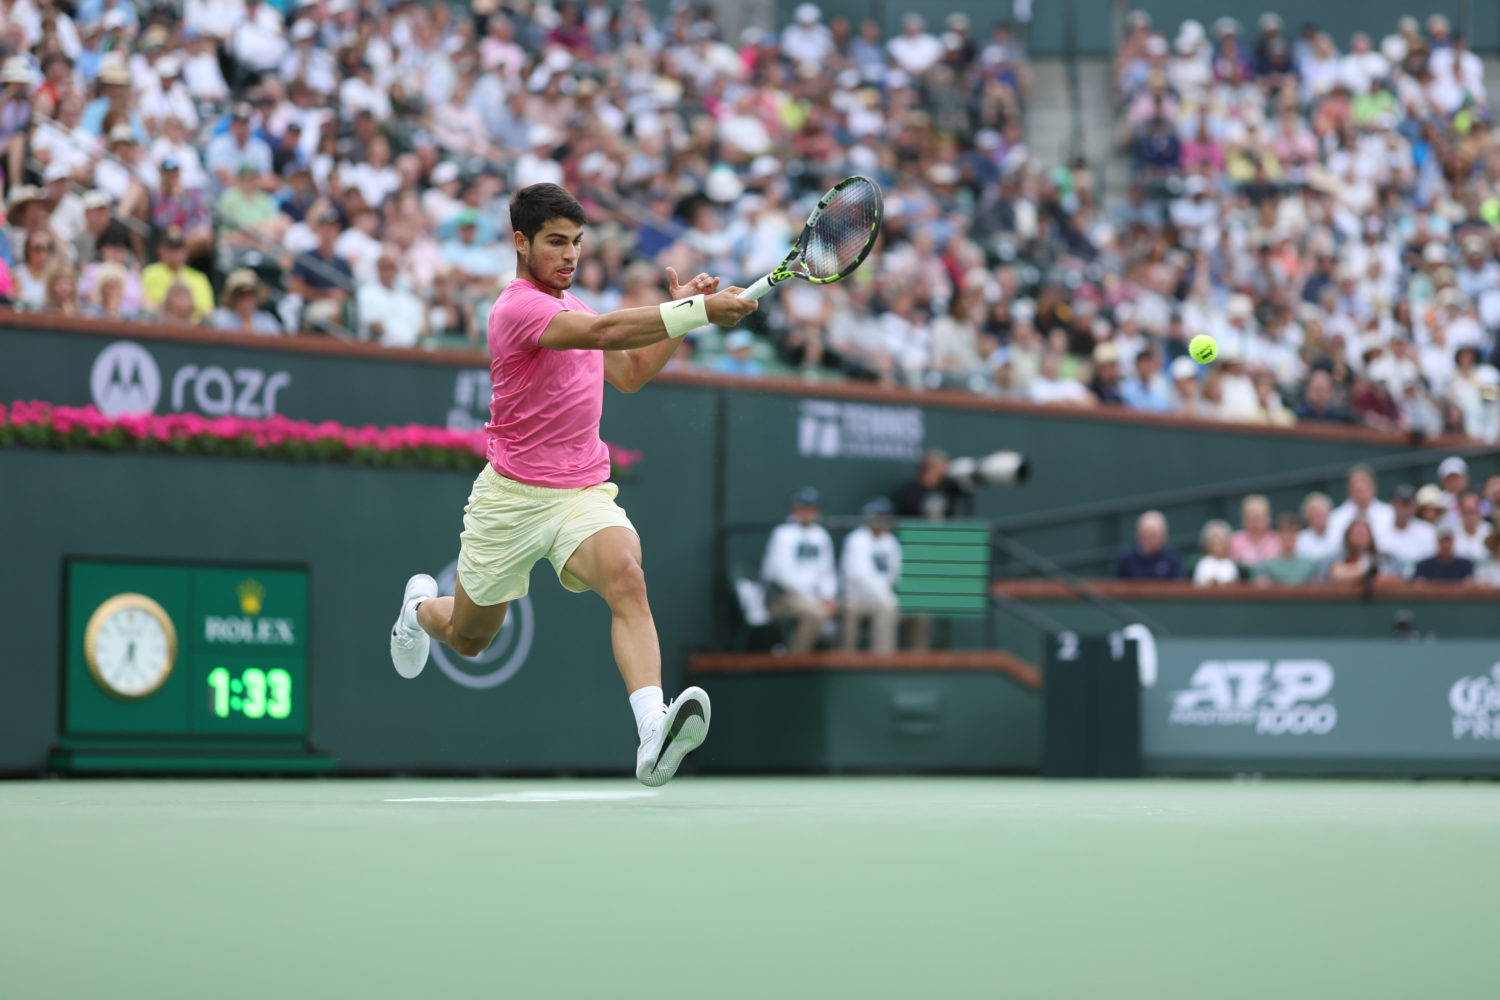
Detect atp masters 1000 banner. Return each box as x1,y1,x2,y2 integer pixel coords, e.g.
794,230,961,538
1143,638,1500,775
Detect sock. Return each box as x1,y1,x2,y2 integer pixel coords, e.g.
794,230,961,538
402,598,425,630
628,685,666,741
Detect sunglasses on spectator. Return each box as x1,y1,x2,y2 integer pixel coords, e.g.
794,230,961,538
28,242,52,253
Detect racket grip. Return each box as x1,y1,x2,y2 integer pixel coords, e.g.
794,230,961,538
739,274,777,301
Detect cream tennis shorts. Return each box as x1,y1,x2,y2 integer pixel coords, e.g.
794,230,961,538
457,464,637,607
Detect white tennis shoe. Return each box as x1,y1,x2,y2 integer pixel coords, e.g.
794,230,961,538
635,686,712,787
390,574,438,679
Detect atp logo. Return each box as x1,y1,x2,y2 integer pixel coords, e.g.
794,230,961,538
1169,659,1337,735
429,560,534,689
90,341,161,416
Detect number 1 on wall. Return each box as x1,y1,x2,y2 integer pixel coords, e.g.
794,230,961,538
207,667,230,718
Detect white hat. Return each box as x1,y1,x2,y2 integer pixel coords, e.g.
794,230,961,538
1183,175,1208,195
43,160,73,183
526,123,559,148
1423,242,1450,264
0,57,33,85
1438,457,1469,481
726,329,754,351
1170,356,1199,380
155,56,181,77
704,165,743,203
1227,294,1253,319
794,3,820,24
292,20,318,41
82,190,111,210
101,9,129,30
430,161,460,185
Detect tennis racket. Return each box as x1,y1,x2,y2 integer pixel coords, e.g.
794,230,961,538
738,176,884,301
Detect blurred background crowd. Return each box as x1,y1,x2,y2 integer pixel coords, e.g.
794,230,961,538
0,2,1497,441
1116,456,1500,587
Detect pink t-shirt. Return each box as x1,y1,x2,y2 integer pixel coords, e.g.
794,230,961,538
485,277,611,488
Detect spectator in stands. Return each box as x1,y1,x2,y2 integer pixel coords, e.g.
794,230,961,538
1437,457,1469,516
1449,492,1492,563
1295,491,1341,563
1415,484,1447,524
1295,369,1350,423
1193,520,1240,587
1375,485,1438,578
1327,465,1394,543
1114,510,1182,579
1323,520,1396,585
840,497,901,654
211,269,281,336
12,229,56,309
289,210,353,333
1413,523,1474,583
141,227,213,320
1229,494,1280,567
160,280,200,326
1029,351,1095,406
1252,514,1322,585
712,329,764,378
151,158,214,258
205,103,273,189
760,487,838,654
1121,349,1174,413
426,269,477,344
84,261,131,321
357,254,426,348
893,450,965,521
1474,532,1500,587
42,262,79,316
1088,343,1126,405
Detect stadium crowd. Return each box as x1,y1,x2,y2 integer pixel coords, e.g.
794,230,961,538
1115,457,1500,586
0,3,1497,442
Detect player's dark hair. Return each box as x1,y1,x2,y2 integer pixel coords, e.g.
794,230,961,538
510,184,587,241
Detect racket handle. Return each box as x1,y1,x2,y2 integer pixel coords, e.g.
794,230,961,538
739,274,778,301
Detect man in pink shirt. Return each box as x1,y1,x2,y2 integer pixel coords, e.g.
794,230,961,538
389,183,757,786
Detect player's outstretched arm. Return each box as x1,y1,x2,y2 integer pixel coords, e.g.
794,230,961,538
539,279,756,354
603,269,723,393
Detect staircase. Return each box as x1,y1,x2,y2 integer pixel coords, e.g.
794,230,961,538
1026,56,1129,207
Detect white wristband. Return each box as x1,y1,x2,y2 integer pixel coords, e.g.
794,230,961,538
660,294,709,339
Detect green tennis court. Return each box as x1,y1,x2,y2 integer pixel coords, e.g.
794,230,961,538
2,778,1494,999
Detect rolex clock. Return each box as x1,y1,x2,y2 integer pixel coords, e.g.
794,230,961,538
84,592,178,699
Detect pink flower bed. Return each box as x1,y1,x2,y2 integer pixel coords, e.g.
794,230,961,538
1,401,642,474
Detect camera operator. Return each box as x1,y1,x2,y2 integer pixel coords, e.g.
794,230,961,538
893,450,967,521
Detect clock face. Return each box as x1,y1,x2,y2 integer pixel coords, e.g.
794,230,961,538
85,595,177,699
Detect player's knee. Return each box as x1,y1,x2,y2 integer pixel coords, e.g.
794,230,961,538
448,630,493,658
602,559,649,612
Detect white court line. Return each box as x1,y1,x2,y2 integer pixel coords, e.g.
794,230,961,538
386,790,661,803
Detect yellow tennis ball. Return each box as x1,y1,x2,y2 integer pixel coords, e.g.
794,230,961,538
1189,335,1218,364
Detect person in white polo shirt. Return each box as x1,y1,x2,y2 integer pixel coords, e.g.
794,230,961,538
1326,464,1394,543
840,497,902,654
1448,491,1493,563
1374,484,1437,578
1294,491,1342,563
761,487,838,653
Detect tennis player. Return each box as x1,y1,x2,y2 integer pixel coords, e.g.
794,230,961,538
390,183,757,786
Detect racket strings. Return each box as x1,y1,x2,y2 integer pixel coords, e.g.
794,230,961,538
799,181,882,279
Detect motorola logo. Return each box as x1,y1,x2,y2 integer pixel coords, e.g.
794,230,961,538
429,560,535,689
90,341,161,416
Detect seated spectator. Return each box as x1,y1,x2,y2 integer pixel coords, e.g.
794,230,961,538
1029,351,1095,406
289,210,353,333
79,227,144,316
356,254,426,348
205,103,273,189
1120,349,1174,412
1413,524,1475,583
426,269,477,344
712,330,764,377
1375,485,1438,577
760,487,838,653
217,164,282,250
151,158,214,257
1474,532,1500,587
13,229,57,308
159,280,200,326
1448,491,1492,562
1253,514,1322,585
1327,465,1394,542
84,261,134,321
1193,520,1240,587
42,262,79,316
442,209,507,301
1295,369,1350,423
141,227,214,320
1415,484,1447,524
212,269,282,336
1089,342,1126,404
1322,520,1397,584
1294,492,1341,563
1114,510,1182,579
1228,494,1280,566
840,497,901,654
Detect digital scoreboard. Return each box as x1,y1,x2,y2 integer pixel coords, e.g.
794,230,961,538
59,561,329,772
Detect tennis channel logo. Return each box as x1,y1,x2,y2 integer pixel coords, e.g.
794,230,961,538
90,340,291,418
428,560,534,689
1169,660,1338,736
797,400,924,461
1449,663,1500,740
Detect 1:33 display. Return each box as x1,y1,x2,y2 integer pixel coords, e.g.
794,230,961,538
206,666,292,719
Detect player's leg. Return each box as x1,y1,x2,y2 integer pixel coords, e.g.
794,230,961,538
416,576,509,657
560,521,710,786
